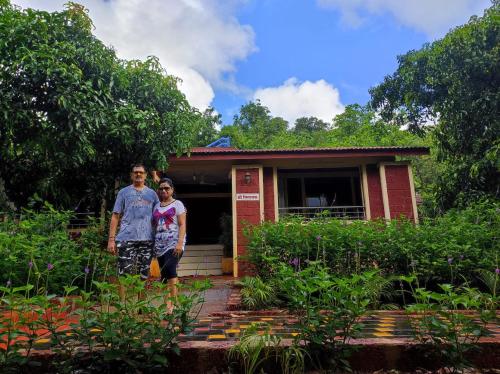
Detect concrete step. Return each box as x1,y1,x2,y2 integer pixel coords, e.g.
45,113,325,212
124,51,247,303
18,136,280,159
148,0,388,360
184,244,224,257
181,255,222,264
178,269,223,277
178,262,222,271
185,244,224,251
178,244,223,276
184,249,223,257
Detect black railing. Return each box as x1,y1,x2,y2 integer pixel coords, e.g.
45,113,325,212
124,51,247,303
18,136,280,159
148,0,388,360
278,206,366,220
0,212,98,230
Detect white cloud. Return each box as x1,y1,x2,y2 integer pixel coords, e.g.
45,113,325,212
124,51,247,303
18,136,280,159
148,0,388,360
253,78,344,125
317,0,490,37
14,0,256,110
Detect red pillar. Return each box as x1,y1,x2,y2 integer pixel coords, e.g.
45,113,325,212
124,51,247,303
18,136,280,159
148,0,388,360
366,164,385,219
233,167,262,277
384,164,417,221
263,167,276,222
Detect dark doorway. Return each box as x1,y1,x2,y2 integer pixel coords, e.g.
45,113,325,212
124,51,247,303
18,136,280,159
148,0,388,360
181,197,231,245
175,183,232,245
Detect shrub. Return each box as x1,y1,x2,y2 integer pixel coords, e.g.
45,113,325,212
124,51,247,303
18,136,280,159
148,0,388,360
236,276,277,310
274,263,377,371
0,204,115,295
403,278,498,372
0,276,211,372
245,200,500,286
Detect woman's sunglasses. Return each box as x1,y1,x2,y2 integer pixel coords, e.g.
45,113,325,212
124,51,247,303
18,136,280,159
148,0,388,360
158,186,172,191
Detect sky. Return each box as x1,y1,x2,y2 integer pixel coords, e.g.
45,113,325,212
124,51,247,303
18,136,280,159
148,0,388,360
14,0,491,126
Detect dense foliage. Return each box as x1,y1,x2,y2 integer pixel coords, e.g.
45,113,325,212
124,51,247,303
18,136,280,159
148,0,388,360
220,102,426,150
0,275,210,372
245,201,500,286
0,1,215,210
370,2,500,210
0,205,114,294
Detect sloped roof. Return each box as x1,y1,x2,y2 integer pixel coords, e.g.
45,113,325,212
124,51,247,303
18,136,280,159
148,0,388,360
187,146,429,155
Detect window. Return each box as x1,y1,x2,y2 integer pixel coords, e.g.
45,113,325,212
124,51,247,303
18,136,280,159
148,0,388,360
278,168,364,219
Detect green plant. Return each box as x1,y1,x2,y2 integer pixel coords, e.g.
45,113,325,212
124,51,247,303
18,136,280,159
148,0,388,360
0,274,211,372
0,205,115,295
68,275,211,372
228,324,308,374
236,276,277,310
0,284,46,372
404,279,497,373
274,263,375,371
228,324,279,374
246,200,500,288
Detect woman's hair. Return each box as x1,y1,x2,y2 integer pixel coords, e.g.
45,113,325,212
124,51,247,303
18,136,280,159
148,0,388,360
159,177,174,189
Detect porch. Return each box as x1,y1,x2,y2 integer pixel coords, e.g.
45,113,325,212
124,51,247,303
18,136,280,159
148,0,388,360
277,167,365,220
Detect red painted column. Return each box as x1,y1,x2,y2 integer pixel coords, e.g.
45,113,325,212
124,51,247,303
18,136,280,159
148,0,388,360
384,165,416,221
263,167,276,222
366,164,385,219
234,167,261,277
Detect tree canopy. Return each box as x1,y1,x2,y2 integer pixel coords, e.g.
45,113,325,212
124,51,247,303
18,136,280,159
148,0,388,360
0,1,203,210
370,1,499,209
220,102,425,149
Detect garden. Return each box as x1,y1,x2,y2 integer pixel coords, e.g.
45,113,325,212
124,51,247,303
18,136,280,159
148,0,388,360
0,201,498,373
0,1,499,373
228,200,499,373
0,206,211,373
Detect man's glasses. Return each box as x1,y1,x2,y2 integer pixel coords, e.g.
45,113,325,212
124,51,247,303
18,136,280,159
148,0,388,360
158,187,171,191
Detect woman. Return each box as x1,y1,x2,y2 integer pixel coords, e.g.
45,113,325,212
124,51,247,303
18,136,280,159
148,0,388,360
152,177,186,312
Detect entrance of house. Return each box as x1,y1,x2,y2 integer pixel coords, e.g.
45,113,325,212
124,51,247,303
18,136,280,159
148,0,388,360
277,167,365,220
164,168,232,276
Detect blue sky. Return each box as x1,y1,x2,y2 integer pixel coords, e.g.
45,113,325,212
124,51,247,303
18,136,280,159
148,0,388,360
15,0,491,125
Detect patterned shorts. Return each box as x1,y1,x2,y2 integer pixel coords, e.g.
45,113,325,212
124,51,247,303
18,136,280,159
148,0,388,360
116,241,154,279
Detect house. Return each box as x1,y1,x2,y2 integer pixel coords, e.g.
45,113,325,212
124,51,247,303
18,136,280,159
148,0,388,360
159,145,429,277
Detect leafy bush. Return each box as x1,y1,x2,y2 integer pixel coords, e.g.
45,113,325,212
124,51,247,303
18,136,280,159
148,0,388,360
0,276,211,373
245,200,500,286
236,276,277,310
273,263,377,371
403,277,498,372
0,204,115,294
228,324,308,374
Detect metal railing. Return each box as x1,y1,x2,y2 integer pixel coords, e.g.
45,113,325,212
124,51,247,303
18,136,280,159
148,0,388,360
278,206,366,220
0,211,98,230
68,212,99,230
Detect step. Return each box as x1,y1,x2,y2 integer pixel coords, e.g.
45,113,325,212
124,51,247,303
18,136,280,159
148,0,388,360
185,244,224,251
184,249,223,257
178,269,223,276
178,244,224,277
178,262,222,271
184,245,223,257
180,255,222,264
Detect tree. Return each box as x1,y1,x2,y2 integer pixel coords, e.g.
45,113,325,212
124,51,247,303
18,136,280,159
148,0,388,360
370,2,500,209
327,104,426,147
293,117,330,133
192,108,221,147
0,1,199,210
221,101,288,148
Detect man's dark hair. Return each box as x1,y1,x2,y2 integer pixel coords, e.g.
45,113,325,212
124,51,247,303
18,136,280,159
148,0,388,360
131,163,146,172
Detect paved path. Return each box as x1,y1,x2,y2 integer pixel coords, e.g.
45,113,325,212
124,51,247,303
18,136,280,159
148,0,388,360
195,277,234,317
179,310,500,342
2,278,499,350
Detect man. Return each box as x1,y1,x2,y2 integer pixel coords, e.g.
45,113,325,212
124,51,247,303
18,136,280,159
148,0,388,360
108,164,159,291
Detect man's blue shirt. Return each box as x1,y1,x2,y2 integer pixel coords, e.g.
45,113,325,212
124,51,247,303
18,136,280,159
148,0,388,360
113,185,159,242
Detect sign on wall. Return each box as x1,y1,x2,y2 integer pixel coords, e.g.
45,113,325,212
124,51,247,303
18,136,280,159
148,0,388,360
236,193,260,201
